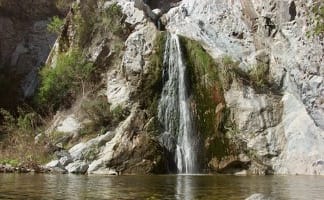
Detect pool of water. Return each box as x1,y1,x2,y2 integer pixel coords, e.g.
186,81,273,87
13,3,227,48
0,174,323,199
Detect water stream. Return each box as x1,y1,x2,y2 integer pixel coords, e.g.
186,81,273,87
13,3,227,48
158,33,197,173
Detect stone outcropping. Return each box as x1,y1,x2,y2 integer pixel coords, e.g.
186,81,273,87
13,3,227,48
164,0,324,175
44,0,167,175
39,0,323,175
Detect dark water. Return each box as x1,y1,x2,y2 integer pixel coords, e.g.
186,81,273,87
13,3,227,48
0,174,324,200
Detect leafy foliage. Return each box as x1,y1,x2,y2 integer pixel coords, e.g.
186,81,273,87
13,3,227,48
80,98,128,137
55,0,73,12
47,16,65,34
0,107,50,165
36,49,94,113
74,2,126,47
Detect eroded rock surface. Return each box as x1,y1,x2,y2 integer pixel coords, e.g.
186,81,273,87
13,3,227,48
164,0,324,175
40,0,323,175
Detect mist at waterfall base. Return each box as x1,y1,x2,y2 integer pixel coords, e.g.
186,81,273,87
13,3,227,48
158,33,198,174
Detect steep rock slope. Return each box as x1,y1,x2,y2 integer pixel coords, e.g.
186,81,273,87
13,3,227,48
44,0,168,174
43,0,323,175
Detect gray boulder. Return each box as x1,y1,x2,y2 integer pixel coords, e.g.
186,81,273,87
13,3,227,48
65,161,89,174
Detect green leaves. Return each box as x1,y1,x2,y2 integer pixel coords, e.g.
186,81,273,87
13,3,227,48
36,49,94,112
47,16,65,34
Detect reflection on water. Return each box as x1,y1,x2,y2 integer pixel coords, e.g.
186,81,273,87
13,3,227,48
0,174,324,199
176,175,193,200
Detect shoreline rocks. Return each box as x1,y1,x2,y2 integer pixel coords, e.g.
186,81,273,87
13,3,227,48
0,163,50,174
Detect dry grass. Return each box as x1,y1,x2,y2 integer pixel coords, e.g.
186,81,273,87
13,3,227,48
0,108,52,166
0,133,52,166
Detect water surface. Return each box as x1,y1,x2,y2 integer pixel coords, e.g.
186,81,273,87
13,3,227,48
0,174,323,199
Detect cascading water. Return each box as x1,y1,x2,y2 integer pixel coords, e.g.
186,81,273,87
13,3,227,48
158,33,197,174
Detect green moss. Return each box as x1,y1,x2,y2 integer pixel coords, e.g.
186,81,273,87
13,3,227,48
136,32,166,136
139,32,166,114
309,1,324,36
179,37,233,161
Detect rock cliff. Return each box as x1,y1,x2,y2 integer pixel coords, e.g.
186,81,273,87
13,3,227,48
1,0,323,175
164,0,324,175
0,0,69,108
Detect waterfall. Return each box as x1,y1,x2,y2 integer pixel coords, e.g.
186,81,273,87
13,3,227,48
158,33,197,174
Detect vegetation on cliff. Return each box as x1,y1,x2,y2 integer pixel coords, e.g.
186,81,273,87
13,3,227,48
179,37,238,169
36,49,94,113
310,0,324,36
47,16,65,34
0,2,131,168
137,32,166,136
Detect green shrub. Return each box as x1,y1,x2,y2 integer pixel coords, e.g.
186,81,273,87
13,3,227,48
100,3,124,35
36,49,94,112
0,107,50,165
81,97,111,128
249,62,269,89
220,56,274,93
110,105,129,124
0,108,15,132
80,98,128,137
0,107,40,134
47,16,65,34
0,158,19,167
74,2,125,47
55,0,72,12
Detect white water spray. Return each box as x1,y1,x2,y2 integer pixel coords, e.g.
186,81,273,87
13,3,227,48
158,33,197,174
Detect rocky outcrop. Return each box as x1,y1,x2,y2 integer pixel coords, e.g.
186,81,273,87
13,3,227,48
39,0,323,175
164,0,324,175
44,0,168,175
